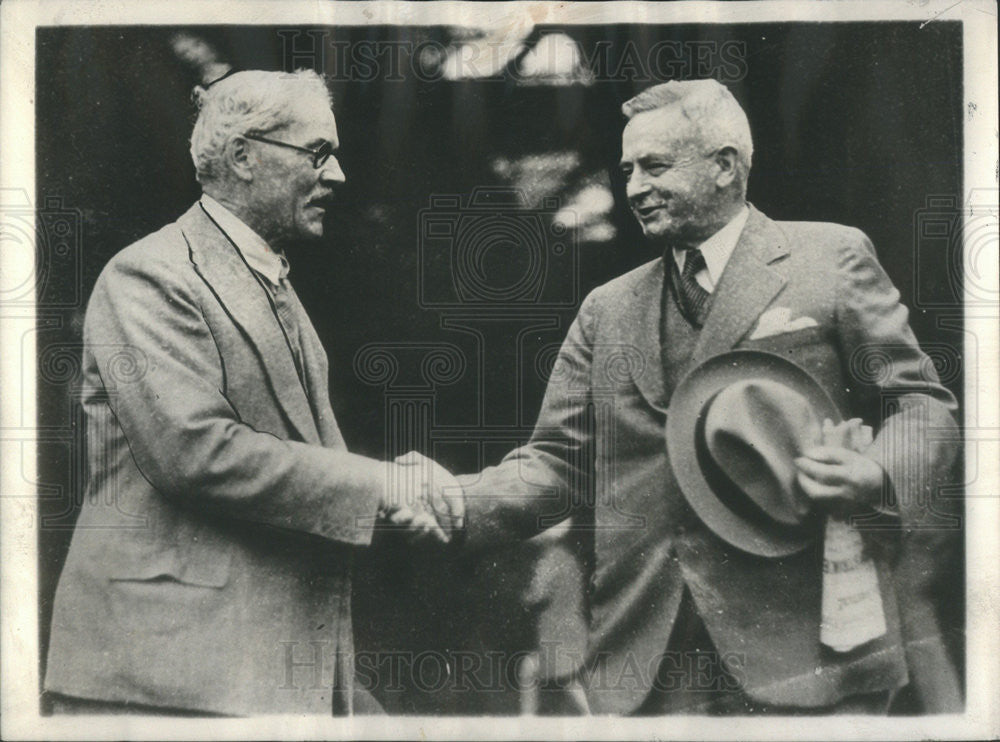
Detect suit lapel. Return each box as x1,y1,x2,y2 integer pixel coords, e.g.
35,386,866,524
178,203,321,445
621,260,669,413
689,206,789,368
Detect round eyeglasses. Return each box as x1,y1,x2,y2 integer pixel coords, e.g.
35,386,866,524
242,133,335,169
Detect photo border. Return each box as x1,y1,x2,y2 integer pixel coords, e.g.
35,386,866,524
2,1,997,739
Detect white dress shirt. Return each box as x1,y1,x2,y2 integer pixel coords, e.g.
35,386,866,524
200,193,289,288
672,205,750,293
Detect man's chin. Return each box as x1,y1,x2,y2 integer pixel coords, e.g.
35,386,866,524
639,223,677,244
295,218,327,242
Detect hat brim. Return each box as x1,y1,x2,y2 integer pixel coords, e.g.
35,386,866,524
666,350,842,558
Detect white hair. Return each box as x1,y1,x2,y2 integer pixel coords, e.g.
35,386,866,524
189,69,332,184
622,79,753,183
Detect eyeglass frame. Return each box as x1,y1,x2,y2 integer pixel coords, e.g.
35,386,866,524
241,133,335,169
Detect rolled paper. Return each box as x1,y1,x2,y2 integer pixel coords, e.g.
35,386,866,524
820,515,887,652
819,420,887,652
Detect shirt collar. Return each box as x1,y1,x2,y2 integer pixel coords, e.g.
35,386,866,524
671,205,750,290
200,193,289,287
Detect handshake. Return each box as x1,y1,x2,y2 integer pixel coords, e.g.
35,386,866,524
379,451,465,545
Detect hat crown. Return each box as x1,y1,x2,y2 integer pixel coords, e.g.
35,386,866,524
666,349,841,557
703,379,821,527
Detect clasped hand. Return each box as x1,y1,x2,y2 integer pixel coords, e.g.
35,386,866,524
379,451,464,545
794,418,886,512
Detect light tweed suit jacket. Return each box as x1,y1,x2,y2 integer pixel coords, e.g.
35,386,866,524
460,206,960,713
45,202,386,715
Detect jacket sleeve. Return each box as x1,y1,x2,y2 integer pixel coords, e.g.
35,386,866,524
459,292,599,551
835,231,959,531
85,248,386,547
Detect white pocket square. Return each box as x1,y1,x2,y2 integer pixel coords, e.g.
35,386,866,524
749,307,819,340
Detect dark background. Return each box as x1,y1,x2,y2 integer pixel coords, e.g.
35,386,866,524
35,22,965,714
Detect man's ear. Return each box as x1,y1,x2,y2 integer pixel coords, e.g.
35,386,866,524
226,136,255,183
713,146,739,188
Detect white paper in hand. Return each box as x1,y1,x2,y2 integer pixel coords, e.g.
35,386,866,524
819,420,888,652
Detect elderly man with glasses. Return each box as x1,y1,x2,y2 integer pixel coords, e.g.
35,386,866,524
43,69,462,717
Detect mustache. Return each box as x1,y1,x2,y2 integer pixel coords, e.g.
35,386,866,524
308,193,336,207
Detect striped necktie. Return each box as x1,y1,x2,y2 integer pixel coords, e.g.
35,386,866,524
676,249,711,326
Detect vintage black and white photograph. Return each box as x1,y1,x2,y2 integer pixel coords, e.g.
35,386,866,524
1,1,997,739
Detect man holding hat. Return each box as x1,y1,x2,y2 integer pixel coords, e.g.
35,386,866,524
421,79,959,714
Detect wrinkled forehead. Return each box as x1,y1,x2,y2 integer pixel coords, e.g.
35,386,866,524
621,105,703,159
278,95,339,140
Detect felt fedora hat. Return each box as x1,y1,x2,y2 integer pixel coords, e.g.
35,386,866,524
665,350,842,558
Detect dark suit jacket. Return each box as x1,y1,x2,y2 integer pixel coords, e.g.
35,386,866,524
460,206,959,713
45,202,387,715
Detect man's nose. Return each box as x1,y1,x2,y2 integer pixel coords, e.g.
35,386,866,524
625,171,650,202
319,156,346,185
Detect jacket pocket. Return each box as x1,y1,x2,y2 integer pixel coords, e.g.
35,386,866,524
106,545,233,641
108,541,232,588
739,325,841,378
742,324,825,353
